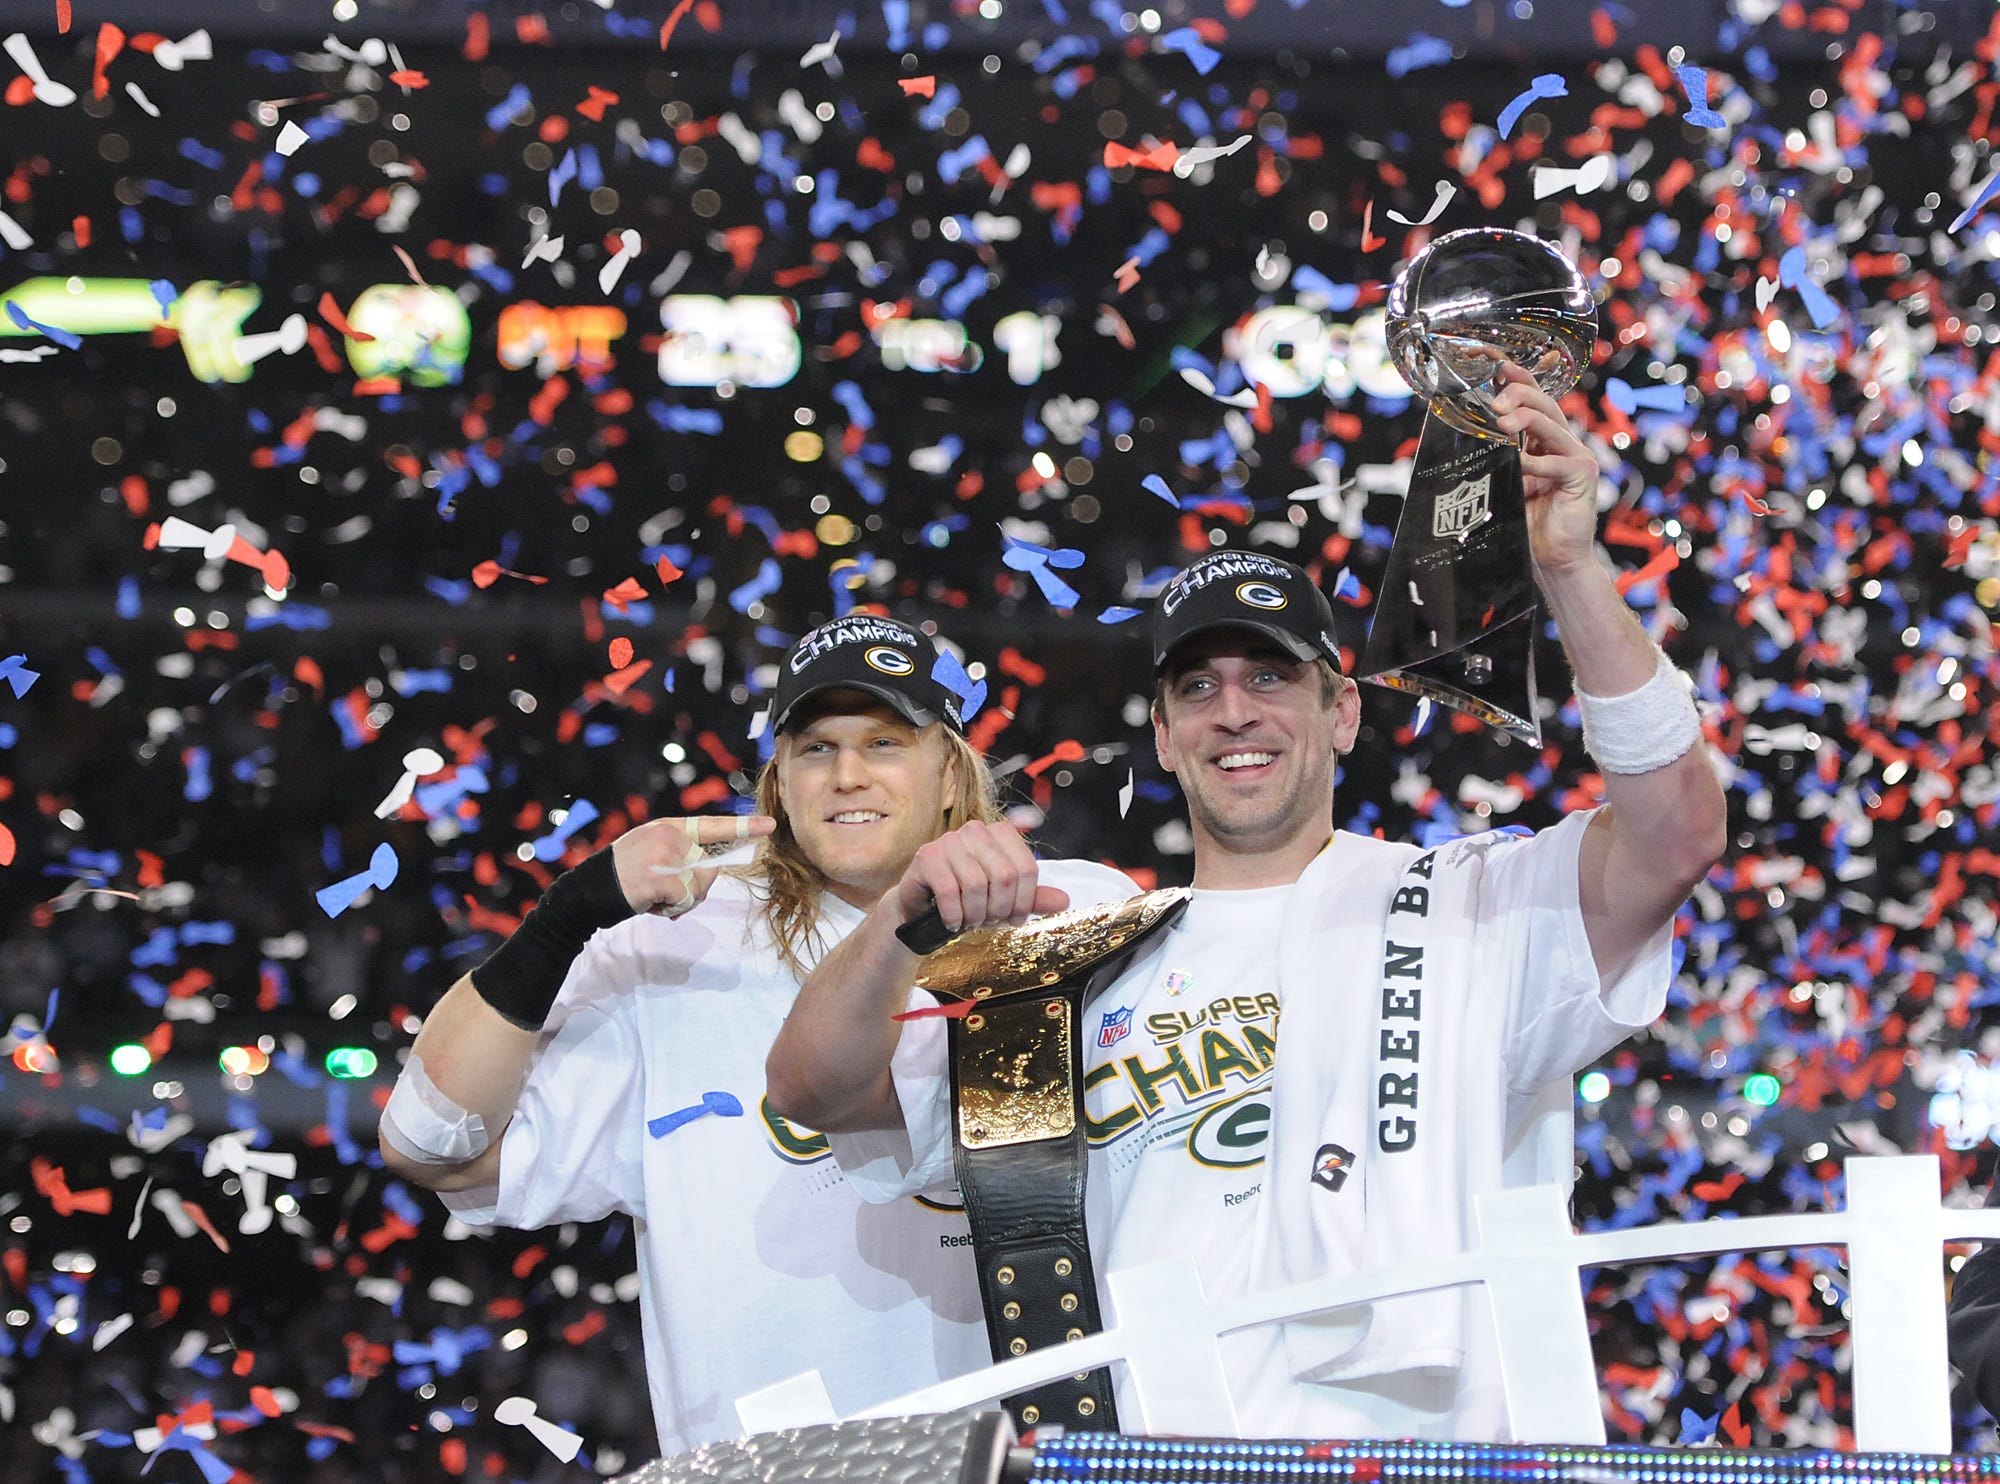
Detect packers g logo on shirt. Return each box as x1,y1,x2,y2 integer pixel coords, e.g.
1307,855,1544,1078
863,645,916,676
1235,581,1288,611
1186,1091,1272,1169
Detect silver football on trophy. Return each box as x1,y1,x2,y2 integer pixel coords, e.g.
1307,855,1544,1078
1384,227,1597,441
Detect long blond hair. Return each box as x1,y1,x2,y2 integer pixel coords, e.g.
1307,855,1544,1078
749,725,1003,977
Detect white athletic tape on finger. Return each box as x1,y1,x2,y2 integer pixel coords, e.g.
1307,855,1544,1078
647,840,760,876
381,1053,491,1166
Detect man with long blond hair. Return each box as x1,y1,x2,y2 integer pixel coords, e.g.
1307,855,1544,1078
379,613,1135,1460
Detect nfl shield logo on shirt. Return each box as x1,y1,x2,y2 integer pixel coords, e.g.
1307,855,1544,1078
1097,1006,1132,1049
1431,472,1492,540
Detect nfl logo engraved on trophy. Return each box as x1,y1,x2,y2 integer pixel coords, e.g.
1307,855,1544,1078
1432,474,1492,540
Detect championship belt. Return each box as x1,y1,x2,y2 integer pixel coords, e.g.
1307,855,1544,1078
908,889,1192,1432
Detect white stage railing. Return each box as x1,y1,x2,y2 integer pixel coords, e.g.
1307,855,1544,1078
733,1155,2000,1453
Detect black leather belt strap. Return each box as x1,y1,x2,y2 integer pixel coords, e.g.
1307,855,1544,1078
910,890,1190,1433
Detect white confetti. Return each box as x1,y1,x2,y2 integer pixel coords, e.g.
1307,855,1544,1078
123,81,161,117
150,1187,199,1239
494,1397,585,1462
274,120,310,156
1119,769,1134,818
1387,181,1457,226
599,228,642,294
3,34,75,106
1176,363,1258,408
236,313,308,365
0,209,31,250
375,746,446,819
150,28,212,71
1172,134,1251,177
799,29,841,71
777,88,822,144
522,232,566,269
1531,155,1612,199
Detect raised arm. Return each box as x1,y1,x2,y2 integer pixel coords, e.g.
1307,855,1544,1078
765,819,1067,1132
379,813,772,1191
1492,363,1728,983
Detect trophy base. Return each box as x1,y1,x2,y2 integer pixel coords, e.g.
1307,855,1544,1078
1360,609,1541,745
1357,416,1543,746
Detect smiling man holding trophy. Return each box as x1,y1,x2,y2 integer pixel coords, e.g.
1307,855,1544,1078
767,227,1729,1441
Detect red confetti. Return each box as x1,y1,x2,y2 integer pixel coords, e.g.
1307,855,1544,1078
997,648,1047,685
31,1158,114,1216
576,85,620,121
1360,200,1387,253
892,998,978,1022
603,576,648,611
92,22,125,99
471,560,548,588
658,0,696,49
388,68,429,90
608,637,635,669
56,0,70,33
1720,1403,1750,1448
1024,739,1087,779
602,659,653,697
1103,140,1181,171
316,291,375,343
0,821,13,867
899,76,937,98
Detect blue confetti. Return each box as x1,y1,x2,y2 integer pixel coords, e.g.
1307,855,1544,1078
648,1090,744,1137
1496,72,1567,140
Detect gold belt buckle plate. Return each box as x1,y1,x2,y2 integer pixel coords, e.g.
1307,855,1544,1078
957,994,1075,1149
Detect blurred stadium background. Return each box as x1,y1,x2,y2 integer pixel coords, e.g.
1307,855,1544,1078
5,0,2000,1476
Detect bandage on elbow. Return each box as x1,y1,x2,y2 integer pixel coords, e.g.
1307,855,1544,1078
382,1053,492,1167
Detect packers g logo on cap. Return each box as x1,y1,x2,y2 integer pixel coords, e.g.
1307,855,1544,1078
863,645,916,676
1236,580,1288,611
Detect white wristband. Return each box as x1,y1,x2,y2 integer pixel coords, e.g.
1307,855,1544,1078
1575,648,1702,774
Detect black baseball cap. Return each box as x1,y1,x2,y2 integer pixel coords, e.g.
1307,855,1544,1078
770,615,965,734
1152,551,1344,674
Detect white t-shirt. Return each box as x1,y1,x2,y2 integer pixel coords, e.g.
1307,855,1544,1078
1083,881,1294,1421
449,859,1138,1460
853,813,1670,1440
